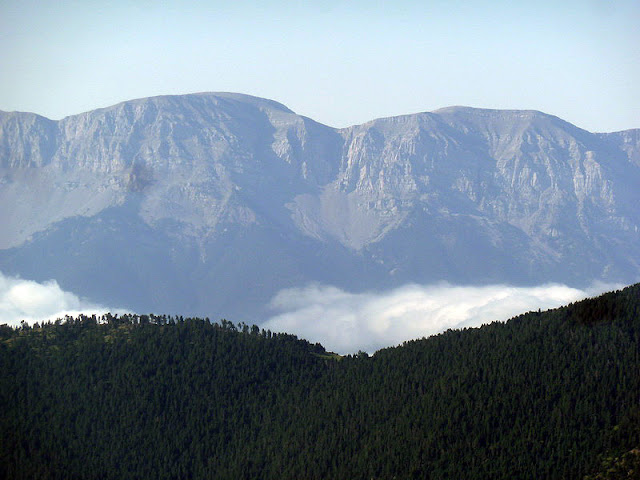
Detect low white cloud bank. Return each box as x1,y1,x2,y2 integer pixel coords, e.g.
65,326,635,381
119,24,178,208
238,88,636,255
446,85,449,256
263,282,622,354
0,272,127,327
0,270,624,352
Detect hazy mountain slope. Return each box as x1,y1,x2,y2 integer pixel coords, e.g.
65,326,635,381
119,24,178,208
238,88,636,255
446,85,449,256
317,108,640,285
0,94,638,318
0,93,340,249
598,128,640,167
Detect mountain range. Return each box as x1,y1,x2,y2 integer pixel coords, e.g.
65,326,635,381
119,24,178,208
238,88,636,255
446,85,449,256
1,93,639,320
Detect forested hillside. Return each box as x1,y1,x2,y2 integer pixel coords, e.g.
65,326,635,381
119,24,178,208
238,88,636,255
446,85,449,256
1,285,639,479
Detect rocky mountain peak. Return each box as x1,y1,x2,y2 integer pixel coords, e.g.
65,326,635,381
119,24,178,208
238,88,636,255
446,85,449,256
0,93,638,318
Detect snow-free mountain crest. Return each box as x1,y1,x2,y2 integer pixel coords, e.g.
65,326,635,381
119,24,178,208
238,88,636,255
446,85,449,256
1,93,639,319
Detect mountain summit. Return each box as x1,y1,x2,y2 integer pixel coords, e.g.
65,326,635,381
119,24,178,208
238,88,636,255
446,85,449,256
1,93,638,318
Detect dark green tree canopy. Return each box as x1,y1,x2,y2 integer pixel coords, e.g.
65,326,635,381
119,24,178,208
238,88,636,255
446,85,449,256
1,284,639,479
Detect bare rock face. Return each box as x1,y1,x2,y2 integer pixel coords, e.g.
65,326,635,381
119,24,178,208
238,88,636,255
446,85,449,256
0,93,638,319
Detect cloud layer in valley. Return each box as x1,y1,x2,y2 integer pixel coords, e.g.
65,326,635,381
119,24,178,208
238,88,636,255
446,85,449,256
0,272,126,327
263,282,621,354
1,270,622,354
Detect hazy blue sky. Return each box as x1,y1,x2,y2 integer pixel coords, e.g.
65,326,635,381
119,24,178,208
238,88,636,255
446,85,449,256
1,0,638,132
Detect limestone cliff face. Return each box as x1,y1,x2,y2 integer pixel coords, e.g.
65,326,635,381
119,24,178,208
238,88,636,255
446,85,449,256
0,112,57,168
290,107,639,276
0,93,341,248
0,94,638,317
599,129,640,167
